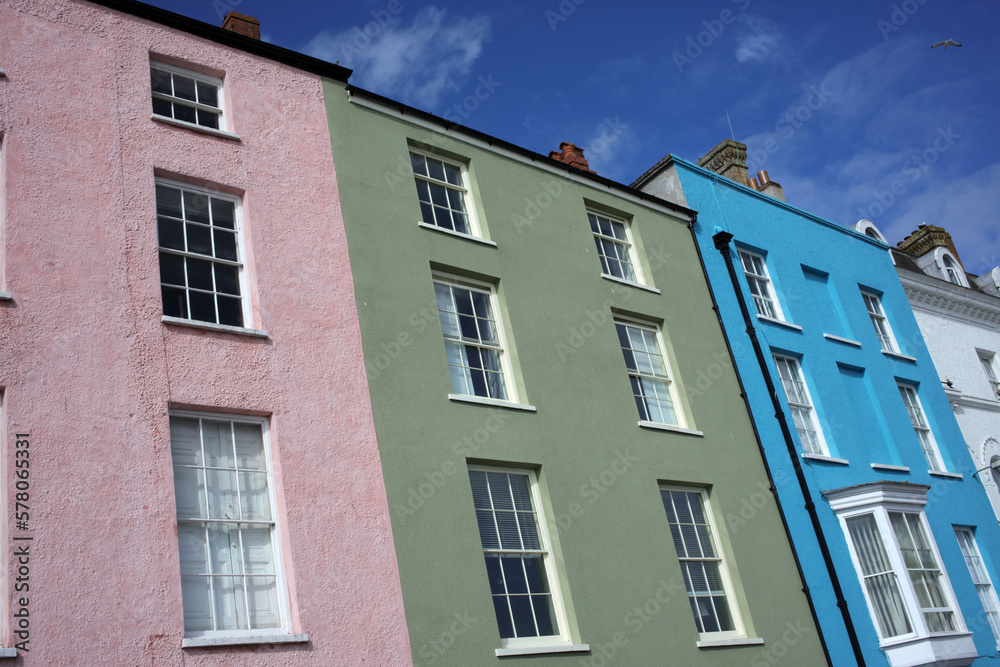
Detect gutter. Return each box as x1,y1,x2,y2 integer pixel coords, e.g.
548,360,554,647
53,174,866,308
86,0,353,82
687,220,832,667
711,230,867,667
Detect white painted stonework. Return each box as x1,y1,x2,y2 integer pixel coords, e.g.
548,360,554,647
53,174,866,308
899,269,1000,523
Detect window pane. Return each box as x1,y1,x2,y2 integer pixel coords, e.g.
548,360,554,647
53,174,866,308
178,524,209,574
247,576,281,629
174,468,207,519
181,577,214,631
469,470,559,640
661,489,735,634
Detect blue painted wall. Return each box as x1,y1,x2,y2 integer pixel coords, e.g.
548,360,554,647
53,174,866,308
671,157,1000,666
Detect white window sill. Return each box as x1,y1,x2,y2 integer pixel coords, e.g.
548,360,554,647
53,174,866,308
151,114,241,141
871,463,910,473
600,273,661,294
882,350,918,363
802,452,849,465
696,637,764,648
0,292,11,301
418,221,497,247
182,633,309,648
756,315,802,331
448,394,536,412
638,420,704,436
162,316,269,339
823,333,861,347
928,470,963,479
0,648,15,658
495,642,590,657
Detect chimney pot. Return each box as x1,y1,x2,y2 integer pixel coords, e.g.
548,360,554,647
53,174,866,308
749,178,760,190
551,141,594,173
222,11,261,39
757,170,770,185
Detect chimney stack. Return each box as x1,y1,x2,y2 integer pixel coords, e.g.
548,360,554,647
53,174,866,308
548,141,595,173
697,139,750,187
754,169,785,202
222,11,261,39
897,223,964,267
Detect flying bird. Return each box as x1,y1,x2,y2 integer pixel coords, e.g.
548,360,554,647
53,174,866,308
932,40,962,50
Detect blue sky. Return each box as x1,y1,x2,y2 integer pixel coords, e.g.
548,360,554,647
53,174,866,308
147,0,1000,274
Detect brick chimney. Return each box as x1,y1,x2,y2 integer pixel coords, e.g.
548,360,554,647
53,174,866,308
548,142,595,173
697,139,750,187
897,223,964,267
222,11,261,39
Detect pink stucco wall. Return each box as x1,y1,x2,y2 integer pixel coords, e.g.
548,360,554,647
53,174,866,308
0,0,412,663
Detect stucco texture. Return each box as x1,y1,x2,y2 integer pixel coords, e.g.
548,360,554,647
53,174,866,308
325,84,828,665
677,158,1000,667
0,1,410,664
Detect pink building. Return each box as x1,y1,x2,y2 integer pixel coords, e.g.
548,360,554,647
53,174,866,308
0,0,411,663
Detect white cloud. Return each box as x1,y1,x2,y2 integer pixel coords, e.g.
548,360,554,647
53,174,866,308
302,7,490,110
734,15,784,64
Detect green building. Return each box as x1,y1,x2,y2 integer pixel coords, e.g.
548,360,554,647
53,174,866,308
324,82,829,666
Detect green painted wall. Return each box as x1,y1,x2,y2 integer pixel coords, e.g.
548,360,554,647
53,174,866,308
323,81,827,666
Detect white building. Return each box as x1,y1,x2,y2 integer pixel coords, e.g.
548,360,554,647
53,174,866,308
857,220,1000,523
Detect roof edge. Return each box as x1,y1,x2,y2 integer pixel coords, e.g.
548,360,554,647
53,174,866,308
85,0,353,82
665,155,888,249
345,86,697,220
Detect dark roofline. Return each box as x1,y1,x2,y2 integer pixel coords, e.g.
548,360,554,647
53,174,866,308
345,85,696,220
86,0,353,82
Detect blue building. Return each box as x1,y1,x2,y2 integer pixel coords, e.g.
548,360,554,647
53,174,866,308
634,140,1000,667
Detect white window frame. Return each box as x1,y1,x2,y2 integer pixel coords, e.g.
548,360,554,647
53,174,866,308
150,61,227,132
434,274,517,405
410,150,482,239
955,527,1000,646
828,483,972,663
614,317,686,429
897,383,946,473
773,354,827,456
737,248,784,321
659,486,746,642
861,290,899,353
942,255,965,286
467,466,576,654
156,178,251,330
168,411,293,643
978,352,1000,398
588,210,645,285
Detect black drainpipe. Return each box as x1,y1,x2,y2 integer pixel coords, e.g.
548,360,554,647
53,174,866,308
710,229,866,667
